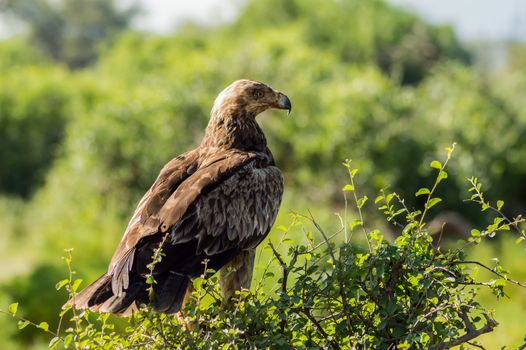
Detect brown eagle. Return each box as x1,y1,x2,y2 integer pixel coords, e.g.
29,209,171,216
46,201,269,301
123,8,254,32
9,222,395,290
71,80,291,315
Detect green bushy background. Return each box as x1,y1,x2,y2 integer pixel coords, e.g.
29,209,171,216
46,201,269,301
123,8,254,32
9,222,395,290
1,0,526,348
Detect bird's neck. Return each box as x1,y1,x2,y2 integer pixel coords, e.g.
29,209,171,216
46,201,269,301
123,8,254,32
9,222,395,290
201,109,267,153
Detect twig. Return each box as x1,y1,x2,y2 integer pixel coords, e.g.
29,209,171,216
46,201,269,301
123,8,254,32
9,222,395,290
466,341,486,349
146,231,170,303
345,162,372,252
255,216,297,292
449,260,526,289
305,210,337,266
466,177,525,239
268,241,298,333
0,309,63,341
429,313,497,350
297,211,355,340
419,145,455,228
300,308,341,350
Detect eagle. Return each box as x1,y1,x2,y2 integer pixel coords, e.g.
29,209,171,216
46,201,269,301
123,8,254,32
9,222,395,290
71,79,291,315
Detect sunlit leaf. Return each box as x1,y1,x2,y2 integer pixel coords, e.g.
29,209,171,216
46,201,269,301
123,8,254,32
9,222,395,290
56,279,69,291
342,184,354,191
8,302,18,315
71,279,83,292
17,320,30,330
415,188,430,196
426,198,442,209
357,196,368,208
49,336,61,349
430,160,442,169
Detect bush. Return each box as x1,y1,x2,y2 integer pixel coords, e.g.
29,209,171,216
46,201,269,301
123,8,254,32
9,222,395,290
0,64,71,198
3,148,525,349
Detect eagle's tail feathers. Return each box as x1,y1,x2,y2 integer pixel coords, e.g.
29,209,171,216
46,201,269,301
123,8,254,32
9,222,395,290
98,275,148,314
68,273,112,310
68,271,189,315
153,272,189,314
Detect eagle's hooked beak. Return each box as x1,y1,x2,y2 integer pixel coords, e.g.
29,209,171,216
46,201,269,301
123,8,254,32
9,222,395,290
276,92,292,115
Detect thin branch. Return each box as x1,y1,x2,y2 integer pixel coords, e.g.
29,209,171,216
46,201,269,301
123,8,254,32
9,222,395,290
449,260,526,289
466,177,525,239
255,216,297,292
429,313,497,350
345,163,372,252
466,341,486,349
419,145,455,228
300,308,341,350
268,241,298,333
304,211,337,266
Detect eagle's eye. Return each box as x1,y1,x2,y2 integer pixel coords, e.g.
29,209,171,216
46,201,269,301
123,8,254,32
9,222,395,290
253,90,264,99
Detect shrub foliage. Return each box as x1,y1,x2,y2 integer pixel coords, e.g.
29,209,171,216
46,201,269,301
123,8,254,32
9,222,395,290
3,148,525,349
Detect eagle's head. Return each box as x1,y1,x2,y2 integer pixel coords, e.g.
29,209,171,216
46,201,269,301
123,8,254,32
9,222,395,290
211,79,292,118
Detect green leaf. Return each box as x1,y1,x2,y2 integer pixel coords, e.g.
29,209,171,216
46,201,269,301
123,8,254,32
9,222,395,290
357,196,368,208
193,277,204,290
415,188,430,196
437,170,448,183
49,336,61,349
63,334,73,347
55,279,69,291
8,302,18,315
497,200,504,211
426,198,442,209
276,225,288,232
71,279,83,293
430,160,442,169
38,322,49,332
350,219,362,230
17,320,30,329
342,184,354,191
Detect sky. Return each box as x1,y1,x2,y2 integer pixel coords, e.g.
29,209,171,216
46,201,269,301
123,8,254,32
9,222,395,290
390,0,526,41
126,0,526,42
1,0,525,42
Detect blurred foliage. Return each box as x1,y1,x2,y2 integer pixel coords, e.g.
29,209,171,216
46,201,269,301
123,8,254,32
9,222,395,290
0,0,526,348
0,0,137,68
4,155,526,349
237,0,471,85
2,264,66,344
0,62,70,197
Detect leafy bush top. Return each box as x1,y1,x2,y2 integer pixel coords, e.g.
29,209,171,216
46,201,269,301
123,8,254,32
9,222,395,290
3,148,525,349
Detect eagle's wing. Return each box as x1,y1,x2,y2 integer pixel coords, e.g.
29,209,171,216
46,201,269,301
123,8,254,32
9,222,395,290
106,148,201,273
74,148,282,314
169,153,284,257
108,148,282,284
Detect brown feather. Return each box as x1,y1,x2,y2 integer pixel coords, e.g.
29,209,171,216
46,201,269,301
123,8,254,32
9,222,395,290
70,79,289,314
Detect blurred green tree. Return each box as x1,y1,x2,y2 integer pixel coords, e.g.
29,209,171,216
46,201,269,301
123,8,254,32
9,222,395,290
2,1,526,347
0,63,71,198
0,0,138,68
234,0,471,84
